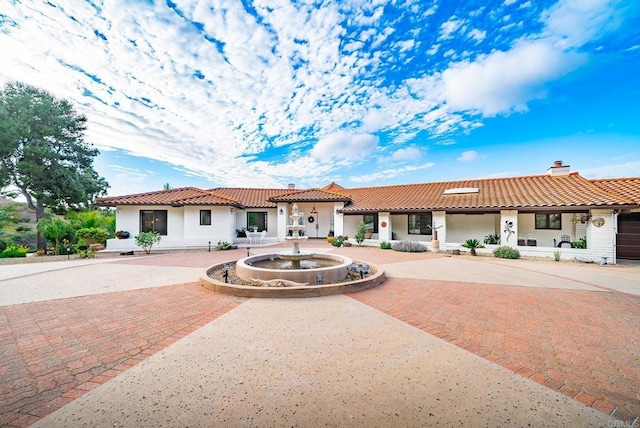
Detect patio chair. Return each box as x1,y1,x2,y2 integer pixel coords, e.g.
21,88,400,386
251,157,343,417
556,234,572,248
259,230,266,244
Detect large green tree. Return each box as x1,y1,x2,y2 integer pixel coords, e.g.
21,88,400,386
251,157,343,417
0,82,109,250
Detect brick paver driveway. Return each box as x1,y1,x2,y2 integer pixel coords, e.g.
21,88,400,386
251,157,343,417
1,244,639,426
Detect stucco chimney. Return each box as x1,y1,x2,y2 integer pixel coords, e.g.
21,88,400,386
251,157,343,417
547,160,570,176
288,183,295,189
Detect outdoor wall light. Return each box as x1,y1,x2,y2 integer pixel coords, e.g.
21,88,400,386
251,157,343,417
316,274,323,285
279,208,284,215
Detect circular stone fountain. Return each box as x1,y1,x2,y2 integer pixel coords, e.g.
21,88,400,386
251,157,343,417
200,203,385,297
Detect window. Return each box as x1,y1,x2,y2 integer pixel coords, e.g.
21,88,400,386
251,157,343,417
140,210,168,235
247,212,267,231
363,214,378,233
535,213,561,230
408,213,432,235
200,210,211,226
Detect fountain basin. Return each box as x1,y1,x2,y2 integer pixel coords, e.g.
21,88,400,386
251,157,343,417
236,253,351,284
200,257,386,298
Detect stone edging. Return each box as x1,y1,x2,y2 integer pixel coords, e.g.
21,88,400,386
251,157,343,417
199,261,386,298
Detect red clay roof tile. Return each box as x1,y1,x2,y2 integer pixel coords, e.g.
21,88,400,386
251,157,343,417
590,178,640,204
95,187,240,207
341,173,635,213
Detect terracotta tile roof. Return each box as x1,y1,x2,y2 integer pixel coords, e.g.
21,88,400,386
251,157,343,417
269,188,351,203
95,187,241,207
341,173,636,213
320,182,350,196
210,188,295,208
590,178,640,204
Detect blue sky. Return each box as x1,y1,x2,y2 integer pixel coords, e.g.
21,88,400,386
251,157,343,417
1,0,639,197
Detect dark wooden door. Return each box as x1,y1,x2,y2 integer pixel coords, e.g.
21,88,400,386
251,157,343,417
617,213,640,260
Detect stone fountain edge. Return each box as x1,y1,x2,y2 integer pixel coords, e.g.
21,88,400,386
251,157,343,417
199,259,386,298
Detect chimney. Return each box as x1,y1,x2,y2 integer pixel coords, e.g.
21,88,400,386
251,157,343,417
546,160,570,176
287,183,295,189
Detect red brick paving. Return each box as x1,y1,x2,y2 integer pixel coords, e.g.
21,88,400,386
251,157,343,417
349,277,640,423
0,283,245,427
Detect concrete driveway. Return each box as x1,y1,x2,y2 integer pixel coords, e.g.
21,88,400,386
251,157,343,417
1,244,638,427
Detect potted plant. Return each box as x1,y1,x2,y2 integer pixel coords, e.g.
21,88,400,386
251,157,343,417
115,230,130,239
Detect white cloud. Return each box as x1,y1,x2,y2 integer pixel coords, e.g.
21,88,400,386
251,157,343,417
468,28,486,43
311,131,379,161
391,146,423,162
579,161,640,179
541,0,625,49
439,17,466,40
349,163,435,183
442,41,585,116
457,150,480,162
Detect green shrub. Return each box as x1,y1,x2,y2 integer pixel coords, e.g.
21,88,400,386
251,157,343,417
15,225,31,232
331,235,345,247
380,241,392,250
572,237,587,249
461,238,485,256
10,232,37,251
493,246,521,259
75,227,110,245
135,231,161,254
355,221,366,245
392,240,427,252
216,240,232,250
554,250,561,261
0,243,30,258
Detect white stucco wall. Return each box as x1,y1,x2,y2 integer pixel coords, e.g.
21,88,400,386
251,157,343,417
446,213,497,244
114,205,184,237
183,207,235,243
515,213,578,247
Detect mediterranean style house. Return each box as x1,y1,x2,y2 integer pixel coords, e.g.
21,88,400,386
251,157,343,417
95,161,640,263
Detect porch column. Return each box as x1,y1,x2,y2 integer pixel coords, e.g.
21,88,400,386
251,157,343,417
432,211,446,243
500,210,518,245
333,202,345,236
277,203,288,240
586,209,616,263
378,212,391,241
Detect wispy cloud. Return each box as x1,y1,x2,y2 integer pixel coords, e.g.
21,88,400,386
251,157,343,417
457,150,480,162
0,0,634,191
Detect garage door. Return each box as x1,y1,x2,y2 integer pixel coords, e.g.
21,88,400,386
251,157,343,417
617,213,640,260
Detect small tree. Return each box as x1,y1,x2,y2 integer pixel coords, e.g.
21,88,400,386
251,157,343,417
135,231,161,254
37,216,72,254
355,221,366,245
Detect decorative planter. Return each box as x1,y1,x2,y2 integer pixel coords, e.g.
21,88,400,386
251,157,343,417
115,231,130,239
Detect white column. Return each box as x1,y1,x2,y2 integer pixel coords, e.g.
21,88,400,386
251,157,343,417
587,209,616,263
432,211,447,243
277,203,288,240
501,210,518,246
378,212,391,241
333,203,344,236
